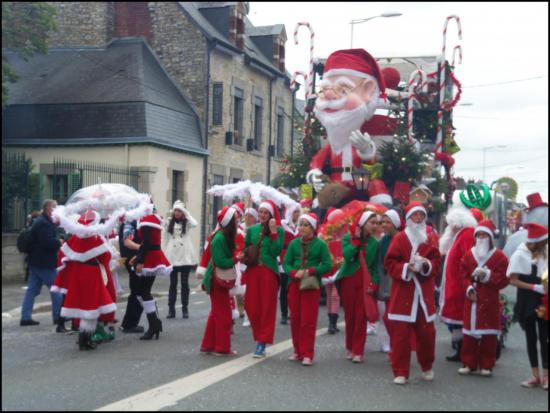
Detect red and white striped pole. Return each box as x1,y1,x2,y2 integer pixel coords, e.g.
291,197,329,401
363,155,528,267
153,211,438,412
407,70,427,144
436,15,462,155
294,22,315,99
452,45,463,67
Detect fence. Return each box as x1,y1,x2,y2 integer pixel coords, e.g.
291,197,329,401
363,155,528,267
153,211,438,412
1,152,140,233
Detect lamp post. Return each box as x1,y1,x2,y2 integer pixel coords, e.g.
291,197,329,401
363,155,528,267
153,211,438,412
351,167,370,192
350,12,402,48
482,145,507,182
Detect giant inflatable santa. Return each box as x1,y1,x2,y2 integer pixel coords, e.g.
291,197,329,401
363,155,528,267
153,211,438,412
306,48,393,206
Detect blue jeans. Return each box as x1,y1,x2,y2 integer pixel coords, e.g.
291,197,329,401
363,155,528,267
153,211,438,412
21,265,63,323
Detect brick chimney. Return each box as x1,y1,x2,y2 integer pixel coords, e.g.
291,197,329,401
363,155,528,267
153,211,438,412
114,2,153,43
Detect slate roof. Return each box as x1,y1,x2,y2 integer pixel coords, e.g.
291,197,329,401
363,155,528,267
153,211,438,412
3,38,207,156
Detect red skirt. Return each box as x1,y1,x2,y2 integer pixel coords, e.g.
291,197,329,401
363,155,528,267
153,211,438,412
140,250,172,277
60,261,116,319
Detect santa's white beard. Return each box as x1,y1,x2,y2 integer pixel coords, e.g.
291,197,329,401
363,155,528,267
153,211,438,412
474,238,490,260
405,219,428,246
439,225,460,255
314,99,377,154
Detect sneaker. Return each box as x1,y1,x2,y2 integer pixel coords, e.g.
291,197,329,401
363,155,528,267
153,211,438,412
200,348,213,355
458,366,472,375
242,318,251,327
367,323,377,336
422,370,435,381
352,355,365,363
542,376,548,391
380,344,391,353
288,353,300,361
302,357,313,366
480,369,492,377
214,350,238,357
394,376,407,385
521,376,541,388
253,343,266,358
20,319,40,326
346,351,353,360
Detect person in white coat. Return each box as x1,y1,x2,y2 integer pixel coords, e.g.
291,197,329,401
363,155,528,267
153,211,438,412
162,200,198,319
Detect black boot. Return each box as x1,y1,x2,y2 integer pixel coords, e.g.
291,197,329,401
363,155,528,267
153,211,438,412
166,307,175,319
182,307,189,319
55,316,69,333
78,331,97,350
280,314,288,325
140,312,163,340
333,314,340,332
328,314,339,334
446,340,462,362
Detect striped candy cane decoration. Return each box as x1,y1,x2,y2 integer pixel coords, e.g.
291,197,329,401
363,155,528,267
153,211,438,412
294,22,315,99
436,15,462,154
290,71,309,98
407,70,428,144
452,45,462,66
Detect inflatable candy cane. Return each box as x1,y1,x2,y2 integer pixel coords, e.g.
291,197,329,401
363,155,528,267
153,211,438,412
293,22,315,98
407,70,428,144
436,15,462,155
452,45,463,66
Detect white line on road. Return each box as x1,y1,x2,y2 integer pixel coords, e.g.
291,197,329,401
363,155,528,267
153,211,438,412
95,322,344,411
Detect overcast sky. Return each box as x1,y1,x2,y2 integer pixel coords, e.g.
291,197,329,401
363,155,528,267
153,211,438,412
249,2,549,204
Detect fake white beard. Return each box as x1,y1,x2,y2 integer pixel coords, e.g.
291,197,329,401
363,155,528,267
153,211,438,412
439,225,460,255
474,238,490,260
314,99,377,154
405,219,428,246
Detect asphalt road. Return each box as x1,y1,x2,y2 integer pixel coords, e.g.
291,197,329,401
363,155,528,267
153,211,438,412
1,274,548,411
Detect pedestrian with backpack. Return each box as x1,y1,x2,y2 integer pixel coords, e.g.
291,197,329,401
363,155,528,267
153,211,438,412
19,200,64,329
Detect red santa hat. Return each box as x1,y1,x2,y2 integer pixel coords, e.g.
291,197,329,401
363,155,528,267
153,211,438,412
368,180,393,206
323,49,386,98
405,202,427,221
259,200,281,225
217,206,237,228
137,214,163,230
78,209,101,226
232,202,245,217
526,192,548,211
300,198,313,211
525,222,548,243
244,207,258,221
384,209,403,230
351,210,376,235
469,208,484,223
299,212,320,231
474,219,497,242
381,67,400,89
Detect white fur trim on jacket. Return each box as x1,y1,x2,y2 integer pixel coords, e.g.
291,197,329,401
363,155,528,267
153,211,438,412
401,263,413,282
50,286,68,295
466,285,475,297
53,206,122,238
419,259,432,277
506,243,533,277
60,241,111,263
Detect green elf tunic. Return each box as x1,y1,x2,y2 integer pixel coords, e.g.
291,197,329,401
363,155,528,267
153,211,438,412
244,223,284,274
202,231,236,294
283,236,333,284
337,233,380,285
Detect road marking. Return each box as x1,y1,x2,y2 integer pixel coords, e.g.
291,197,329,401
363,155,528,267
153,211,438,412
96,322,345,411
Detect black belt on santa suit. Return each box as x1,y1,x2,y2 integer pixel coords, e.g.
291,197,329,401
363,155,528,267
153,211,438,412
142,245,161,252
324,166,354,174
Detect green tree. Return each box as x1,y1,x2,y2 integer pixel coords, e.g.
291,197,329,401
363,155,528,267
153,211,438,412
2,2,57,108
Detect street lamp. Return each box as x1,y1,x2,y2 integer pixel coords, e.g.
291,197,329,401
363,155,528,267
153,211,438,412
351,167,370,191
482,145,507,182
350,12,402,48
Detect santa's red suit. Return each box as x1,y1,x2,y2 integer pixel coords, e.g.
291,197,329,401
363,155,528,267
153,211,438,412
439,227,475,325
54,214,117,327
384,203,441,379
459,242,509,371
136,214,172,277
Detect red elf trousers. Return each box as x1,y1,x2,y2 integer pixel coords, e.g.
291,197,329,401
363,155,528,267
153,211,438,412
339,270,367,357
287,282,321,360
200,276,233,353
244,265,279,344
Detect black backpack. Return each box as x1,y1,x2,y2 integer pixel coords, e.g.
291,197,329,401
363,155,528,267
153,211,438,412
17,228,34,254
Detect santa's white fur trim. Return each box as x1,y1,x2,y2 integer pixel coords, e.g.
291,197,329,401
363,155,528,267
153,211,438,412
259,202,274,217
61,303,117,320
370,193,393,206
79,318,97,333
53,206,122,238
406,205,426,220
61,241,111,263
137,264,172,277
50,286,68,295
527,233,548,243
445,206,478,229
384,210,401,230
401,263,413,282
466,285,475,298
137,222,163,230
299,214,318,230
419,259,432,276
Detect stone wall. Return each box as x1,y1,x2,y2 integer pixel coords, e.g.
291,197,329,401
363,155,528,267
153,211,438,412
2,234,26,284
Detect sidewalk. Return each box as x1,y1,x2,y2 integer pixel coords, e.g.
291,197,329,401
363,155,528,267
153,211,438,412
2,269,203,319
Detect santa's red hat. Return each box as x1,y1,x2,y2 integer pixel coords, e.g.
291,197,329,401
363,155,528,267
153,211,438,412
474,219,497,241
78,210,100,226
405,202,427,220
525,222,548,243
381,67,400,89
384,209,404,230
300,199,313,210
217,206,237,228
259,200,281,225
299,212,320,231
323,49,386,98
470,208,484,223
368,179,392,206
526,193,548,211
232,202,245,217
351,210,377,236
137,214,163,230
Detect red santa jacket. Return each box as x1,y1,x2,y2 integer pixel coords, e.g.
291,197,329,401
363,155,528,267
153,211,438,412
384,230,441,323
460,248,509,336
439,227,475,325
310,143,366,185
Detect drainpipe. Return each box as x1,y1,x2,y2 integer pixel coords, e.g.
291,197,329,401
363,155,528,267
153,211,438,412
201,41,212,247
267,77,274,184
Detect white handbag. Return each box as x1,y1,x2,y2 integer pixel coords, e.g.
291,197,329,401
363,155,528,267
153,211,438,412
216,266,237,281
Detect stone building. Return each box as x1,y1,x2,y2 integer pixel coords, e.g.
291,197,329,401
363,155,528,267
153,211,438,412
41,1,294,235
